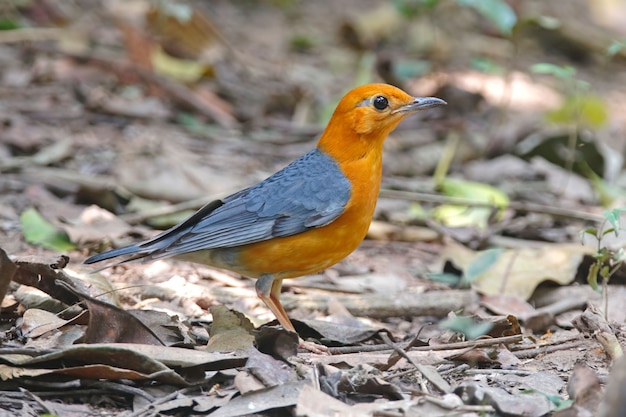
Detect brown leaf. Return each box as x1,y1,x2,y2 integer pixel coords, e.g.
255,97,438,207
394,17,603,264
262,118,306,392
145,5,227,62
12,258,84,307
245,347,297,387
1,343,247,385
455,381,553,416
447,348,498,365
335,364,404,401
63,205,133,246
58,280,164,345
117,21,153,71
298,319,383,345
481,294,537,317
233,370,266,394
254,325,298,360
568,364,602,414
206,305,255,352
19,308,68,338
599,355,626,417
208,380,308,417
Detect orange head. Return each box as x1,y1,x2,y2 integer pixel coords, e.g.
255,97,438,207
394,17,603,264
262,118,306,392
317,83,445,163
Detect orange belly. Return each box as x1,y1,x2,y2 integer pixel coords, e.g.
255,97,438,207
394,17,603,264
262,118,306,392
235,209,371,278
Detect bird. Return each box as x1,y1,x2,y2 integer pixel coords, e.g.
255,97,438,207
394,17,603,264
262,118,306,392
84,83,446,352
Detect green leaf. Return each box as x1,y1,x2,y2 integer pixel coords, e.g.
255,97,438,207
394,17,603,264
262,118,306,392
20,207,76,252
464,248,503,284
601,227,616,237
604,208,625,233
426,272,463,286
438,178,509,207
393,0,440,18
587,262,600,292
530,63,576,79
579,227,598,241
546,95,607,128
521,389,574,411
160,3,193,22
608,40,626,57
594,247,610,263
471,57,505,74
588,170,626,207
456,0,517,36
393,59,431,80
0,18,20,31
440,316,493,340
434,178,509,229
601,265,610,279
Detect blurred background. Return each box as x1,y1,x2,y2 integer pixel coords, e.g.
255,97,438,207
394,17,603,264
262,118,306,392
1,0,625,245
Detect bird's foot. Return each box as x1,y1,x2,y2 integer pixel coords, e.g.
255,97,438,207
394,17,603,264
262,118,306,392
299,338,330,355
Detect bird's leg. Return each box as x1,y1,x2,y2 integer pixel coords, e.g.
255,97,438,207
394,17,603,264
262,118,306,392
255,274,329,354
256,275,295,331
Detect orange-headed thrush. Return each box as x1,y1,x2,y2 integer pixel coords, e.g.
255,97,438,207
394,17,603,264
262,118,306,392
84,84,446,351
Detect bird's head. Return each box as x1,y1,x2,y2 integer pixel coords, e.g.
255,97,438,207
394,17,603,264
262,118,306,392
319,84,445,159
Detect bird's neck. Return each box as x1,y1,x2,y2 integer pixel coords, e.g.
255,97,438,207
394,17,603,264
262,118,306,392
316,122,387,204
316,121,388,165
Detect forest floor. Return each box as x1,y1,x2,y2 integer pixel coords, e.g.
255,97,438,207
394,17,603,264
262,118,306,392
1,0,626,416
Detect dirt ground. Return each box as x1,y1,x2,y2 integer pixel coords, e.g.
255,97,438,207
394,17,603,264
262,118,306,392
1,0,626,416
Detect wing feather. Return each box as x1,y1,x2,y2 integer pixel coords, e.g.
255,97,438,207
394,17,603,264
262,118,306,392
134,148,351,259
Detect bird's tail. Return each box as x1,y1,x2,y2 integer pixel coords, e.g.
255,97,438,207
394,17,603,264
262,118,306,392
83,244,147,265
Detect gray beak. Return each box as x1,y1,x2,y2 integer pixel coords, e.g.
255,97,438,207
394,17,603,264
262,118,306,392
393,97,447,114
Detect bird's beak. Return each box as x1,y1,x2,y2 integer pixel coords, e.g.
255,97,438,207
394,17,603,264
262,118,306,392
392,97,447,114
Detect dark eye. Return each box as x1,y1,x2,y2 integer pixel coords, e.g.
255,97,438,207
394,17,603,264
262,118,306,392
373,95,388,110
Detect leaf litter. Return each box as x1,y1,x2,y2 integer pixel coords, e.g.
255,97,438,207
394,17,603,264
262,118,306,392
1,0,626,416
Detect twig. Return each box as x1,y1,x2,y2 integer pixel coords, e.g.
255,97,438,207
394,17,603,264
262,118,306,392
437,363,470,376
509,334,581,351
383,326,433,370
89,381,156,402
19,388,55,415
328,334,522,355
123,386,198,417
463,368,535,376
432,132,460,185
119,184,249,224
513,340,585,359
119,195,218,224
380,333,451,393
499,250,519,294
284,289,478,320
422,395,495,414
379,188,603,223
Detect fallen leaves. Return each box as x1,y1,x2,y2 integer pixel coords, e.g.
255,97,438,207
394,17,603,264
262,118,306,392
1,250,582,416
2,1,626,415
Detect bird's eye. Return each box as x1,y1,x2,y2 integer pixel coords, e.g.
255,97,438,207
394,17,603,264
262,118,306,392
373,95,389,110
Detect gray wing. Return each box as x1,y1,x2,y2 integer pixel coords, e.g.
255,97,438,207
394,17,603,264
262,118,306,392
135,148,351,257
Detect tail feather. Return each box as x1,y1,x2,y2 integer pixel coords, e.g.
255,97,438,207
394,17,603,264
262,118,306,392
84,244,147,265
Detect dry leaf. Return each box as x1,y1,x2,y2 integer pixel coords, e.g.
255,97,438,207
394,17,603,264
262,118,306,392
441,240,592,300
